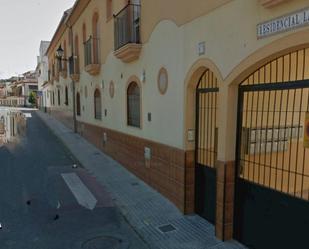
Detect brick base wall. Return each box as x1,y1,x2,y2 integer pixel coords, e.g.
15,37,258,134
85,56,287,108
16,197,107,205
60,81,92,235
75,120,191,212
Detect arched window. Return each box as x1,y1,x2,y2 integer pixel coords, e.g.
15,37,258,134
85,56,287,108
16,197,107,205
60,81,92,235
82,23,87,43
63,40,67,71
65,86,68,106
74,34,80,72
76,92,81,116
68,30,71,46
92,12,99,40
106,0,113,21
94,89,102,120
127,82,140,127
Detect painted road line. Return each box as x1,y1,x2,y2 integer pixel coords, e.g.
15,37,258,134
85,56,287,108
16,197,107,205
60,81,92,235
61,172,97,210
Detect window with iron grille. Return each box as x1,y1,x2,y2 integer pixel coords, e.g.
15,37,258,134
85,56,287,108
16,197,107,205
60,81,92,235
94,89,102,120
76,92,81,116
127,82,140,127
57,89,60,106
65,86,68,106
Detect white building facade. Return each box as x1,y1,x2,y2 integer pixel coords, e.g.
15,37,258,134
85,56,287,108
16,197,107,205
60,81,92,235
36,41,51,110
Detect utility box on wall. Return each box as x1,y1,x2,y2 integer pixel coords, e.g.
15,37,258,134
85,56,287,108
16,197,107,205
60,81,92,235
144,147,151,160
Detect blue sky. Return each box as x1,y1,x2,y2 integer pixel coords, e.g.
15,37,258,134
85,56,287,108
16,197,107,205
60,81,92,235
0,0,76,79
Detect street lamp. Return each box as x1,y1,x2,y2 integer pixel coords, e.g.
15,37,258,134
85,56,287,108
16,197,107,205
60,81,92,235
56,45,64,59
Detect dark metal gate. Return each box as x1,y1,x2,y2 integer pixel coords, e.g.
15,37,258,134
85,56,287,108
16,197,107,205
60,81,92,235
195,69,218,224
234,49,309,249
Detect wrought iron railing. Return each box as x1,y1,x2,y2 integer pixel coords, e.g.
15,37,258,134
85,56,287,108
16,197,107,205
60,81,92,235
69,55,80,75
84,36,100,66
114,4,141,50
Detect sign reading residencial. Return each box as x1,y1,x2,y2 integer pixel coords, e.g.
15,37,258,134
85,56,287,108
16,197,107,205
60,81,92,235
304,112,309,148
257,7,309,39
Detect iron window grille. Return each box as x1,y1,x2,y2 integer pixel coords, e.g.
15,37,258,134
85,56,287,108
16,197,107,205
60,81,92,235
127,82,140,128
76,92,81,116
94,89,102,120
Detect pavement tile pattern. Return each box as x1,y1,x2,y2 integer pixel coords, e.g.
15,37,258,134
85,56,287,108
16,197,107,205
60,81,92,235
37,111,246,249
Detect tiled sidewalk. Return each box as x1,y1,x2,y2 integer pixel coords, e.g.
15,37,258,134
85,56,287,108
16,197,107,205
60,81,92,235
36,111,246,249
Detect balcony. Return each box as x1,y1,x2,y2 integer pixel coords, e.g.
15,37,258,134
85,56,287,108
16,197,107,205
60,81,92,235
84,37,101,75
69,55,80,82
259,0,290,8
114,4,142,63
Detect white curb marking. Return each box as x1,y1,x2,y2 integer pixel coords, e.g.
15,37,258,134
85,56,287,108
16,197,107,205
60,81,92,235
61,173,97,210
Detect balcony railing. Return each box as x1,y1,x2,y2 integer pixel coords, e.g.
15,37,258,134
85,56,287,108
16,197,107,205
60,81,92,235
84,36,100,66
114,4,141,51
69,55,80,82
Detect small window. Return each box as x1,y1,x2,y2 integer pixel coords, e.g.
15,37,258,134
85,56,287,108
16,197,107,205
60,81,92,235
76,92,81,116
127,82,140,127
94,89,102,120
57,89,60,106
65,86,68,105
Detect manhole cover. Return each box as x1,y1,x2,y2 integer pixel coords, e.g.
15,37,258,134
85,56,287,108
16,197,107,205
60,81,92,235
82,236,123,249
157,224,177,233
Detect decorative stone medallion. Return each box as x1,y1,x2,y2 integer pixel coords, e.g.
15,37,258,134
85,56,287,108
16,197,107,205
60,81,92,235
157,67,168,95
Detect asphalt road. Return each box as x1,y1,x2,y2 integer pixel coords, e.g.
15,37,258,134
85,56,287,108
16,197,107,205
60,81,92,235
0,110,148,249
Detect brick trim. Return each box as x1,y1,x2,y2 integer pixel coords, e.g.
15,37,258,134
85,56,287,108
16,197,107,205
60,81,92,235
215,160,235,241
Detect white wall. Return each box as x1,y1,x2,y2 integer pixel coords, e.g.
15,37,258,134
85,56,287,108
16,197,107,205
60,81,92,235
50,0,309,150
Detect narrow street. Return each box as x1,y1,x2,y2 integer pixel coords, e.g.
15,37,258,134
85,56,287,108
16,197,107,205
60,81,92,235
0,110,148,249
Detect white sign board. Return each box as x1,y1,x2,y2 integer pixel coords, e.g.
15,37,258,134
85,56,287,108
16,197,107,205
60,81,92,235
257,7,309,39
197,42,205,56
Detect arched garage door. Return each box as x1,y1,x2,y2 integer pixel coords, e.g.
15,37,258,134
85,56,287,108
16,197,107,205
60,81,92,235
235,48,309,249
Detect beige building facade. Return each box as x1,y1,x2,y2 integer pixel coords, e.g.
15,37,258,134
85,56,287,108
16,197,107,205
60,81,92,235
46,0,309,247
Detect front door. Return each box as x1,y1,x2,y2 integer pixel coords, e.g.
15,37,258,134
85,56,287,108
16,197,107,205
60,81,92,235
195,69,219,224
